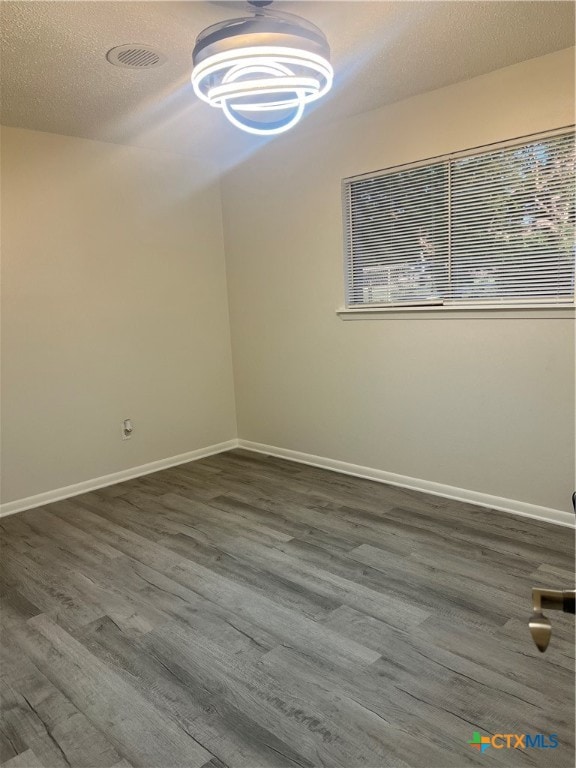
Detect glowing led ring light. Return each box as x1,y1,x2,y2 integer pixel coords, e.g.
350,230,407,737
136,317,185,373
191,13,333,135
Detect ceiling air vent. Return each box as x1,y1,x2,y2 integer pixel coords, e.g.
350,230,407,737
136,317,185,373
106,45,166,69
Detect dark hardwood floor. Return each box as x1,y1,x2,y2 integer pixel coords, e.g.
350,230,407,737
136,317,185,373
1,449,574,768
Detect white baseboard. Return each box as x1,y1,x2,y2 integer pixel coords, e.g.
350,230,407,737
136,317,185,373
238,440,575,529
0,439,240,518
3,437,572,529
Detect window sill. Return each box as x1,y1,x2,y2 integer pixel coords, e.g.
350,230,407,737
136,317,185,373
337,304,576,320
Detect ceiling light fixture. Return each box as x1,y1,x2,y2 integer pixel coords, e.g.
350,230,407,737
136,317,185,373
191,0,333,136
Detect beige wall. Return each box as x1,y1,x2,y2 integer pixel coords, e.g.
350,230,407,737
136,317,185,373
221,48,576,513
1,127,236,503
2,49,574,513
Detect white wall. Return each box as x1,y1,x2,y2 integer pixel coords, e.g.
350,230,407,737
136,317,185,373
2,49,574,516
221,48,576,514
1,127,237,504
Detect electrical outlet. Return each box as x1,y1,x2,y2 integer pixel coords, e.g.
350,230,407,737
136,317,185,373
122,419,133,440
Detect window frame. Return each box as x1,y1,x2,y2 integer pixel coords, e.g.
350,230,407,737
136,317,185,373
340,126,576,315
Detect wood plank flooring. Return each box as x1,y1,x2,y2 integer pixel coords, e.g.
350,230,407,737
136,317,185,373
1,449,574,767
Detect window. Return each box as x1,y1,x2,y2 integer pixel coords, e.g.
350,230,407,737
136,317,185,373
343,131,575,308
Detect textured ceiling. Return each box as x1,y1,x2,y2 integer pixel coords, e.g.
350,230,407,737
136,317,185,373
1,1,574,167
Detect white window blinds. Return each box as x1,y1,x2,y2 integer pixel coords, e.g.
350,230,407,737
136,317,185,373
343,131,575,307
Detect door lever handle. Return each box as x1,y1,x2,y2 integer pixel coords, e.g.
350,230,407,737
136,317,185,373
529,588,575,653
